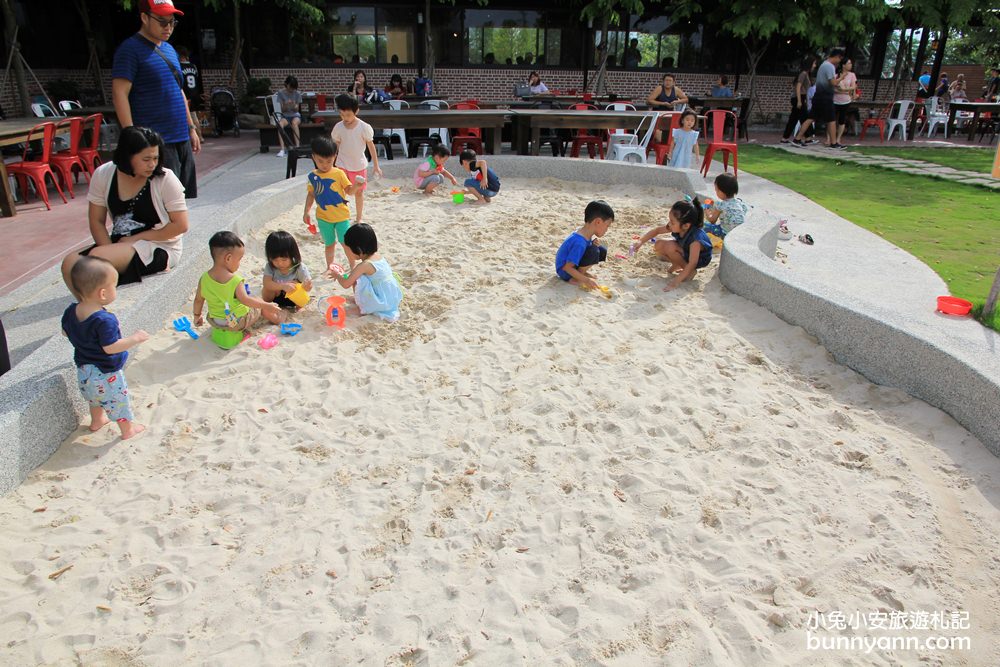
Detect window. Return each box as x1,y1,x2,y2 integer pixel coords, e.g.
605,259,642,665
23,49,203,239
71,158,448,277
465,10,560,66
328,5,416,64
593,16,681,69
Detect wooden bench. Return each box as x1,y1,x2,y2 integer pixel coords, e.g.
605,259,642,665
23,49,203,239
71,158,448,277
256,122,328,153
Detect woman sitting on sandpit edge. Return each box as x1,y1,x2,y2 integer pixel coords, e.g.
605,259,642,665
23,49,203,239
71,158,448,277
61,126,189,297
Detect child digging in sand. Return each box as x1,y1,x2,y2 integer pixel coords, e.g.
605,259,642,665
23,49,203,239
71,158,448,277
61,256,148,439
703,173,748,239
458,149,501,204
194,231,286,332
413,144,459,194
329,223,403,322
632,198,712,291
555,200,614,290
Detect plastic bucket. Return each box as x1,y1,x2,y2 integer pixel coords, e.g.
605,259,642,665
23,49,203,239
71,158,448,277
936,296,972,316
286,283,310,307
211,327,245,350
451,191,465,204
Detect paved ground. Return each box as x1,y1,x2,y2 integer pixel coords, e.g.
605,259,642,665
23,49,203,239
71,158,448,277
0,133,261,295
771,141,1000,188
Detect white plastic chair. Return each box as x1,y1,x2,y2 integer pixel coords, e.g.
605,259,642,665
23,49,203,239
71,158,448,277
608,112,660,163
605,103,637,154
885,100,913,141
422,99,450,156
923,97,949,138
31,102,60,118
387,99,409,157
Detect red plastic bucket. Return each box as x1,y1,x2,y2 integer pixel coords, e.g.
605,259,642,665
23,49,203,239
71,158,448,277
936,296,972,316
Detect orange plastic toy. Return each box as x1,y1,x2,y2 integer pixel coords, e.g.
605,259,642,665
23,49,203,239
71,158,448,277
326,295,347,328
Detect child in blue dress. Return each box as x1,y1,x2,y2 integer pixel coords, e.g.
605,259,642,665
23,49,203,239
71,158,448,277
331,223,403,322
631,197,712,291
667,109,700,169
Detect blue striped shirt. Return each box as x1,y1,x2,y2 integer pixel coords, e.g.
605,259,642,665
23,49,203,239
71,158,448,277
112,34,189,143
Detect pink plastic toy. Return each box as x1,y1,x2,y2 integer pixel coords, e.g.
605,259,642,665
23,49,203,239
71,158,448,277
258,333,278,349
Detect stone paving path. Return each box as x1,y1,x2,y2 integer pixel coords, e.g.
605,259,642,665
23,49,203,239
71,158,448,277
771,142,1000,189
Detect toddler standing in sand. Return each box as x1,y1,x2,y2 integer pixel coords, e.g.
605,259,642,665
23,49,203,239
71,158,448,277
194,231,285,331
303,137,358,273
555,200,615,289
632,198,712,291
61,256,148,439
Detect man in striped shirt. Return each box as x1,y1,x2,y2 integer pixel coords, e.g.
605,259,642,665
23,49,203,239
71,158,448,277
112,0,200,198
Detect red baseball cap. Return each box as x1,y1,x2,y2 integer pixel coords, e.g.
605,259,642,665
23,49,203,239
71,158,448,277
140,0,184,16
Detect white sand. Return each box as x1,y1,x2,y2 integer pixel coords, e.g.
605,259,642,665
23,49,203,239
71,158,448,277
1,178,998,666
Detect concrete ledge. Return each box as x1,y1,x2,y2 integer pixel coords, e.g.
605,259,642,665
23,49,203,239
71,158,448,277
719,210,1000,456
0,157,701,496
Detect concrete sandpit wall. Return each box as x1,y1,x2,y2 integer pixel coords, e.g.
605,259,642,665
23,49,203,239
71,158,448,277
3,155,996,496
719,210,1000,457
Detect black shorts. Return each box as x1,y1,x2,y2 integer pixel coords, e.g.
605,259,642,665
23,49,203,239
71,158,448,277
80,245,169,286
580,244,608,269
835,103,852,126
810,93,835,124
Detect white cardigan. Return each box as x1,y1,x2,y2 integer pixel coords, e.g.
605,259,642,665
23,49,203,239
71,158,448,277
87,161,188,259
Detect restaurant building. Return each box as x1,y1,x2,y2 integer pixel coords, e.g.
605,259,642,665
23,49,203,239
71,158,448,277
2,0,952,121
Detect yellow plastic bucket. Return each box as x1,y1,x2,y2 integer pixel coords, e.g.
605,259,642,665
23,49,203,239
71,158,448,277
286,283,310,308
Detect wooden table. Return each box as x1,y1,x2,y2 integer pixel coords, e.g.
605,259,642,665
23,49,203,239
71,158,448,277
946,101,1000,141
64,106,116,120
509,109,662,156
313,109,511,154
0,119,72,217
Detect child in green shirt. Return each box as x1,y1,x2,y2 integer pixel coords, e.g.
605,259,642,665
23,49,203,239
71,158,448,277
194,231,285,331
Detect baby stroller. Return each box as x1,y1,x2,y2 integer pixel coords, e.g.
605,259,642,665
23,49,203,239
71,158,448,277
210,87,240,137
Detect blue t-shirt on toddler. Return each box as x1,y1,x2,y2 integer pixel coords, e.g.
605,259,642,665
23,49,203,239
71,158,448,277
555,232,592,281
61,306,127,373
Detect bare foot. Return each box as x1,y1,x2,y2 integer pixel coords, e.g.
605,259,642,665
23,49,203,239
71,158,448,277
88,414,111,432
120,423,146,440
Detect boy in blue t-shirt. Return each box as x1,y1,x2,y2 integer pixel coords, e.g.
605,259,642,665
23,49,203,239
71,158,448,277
61,257,149,440
459,149,501,204
555,200,615,289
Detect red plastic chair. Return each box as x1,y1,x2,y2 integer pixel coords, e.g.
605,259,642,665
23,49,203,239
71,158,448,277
859,103,892,142
77,113,104,174
50,116,89,197
450,101,484,154
568,103,604,159
700,110,738,177
7,121,67,210
315,94,326,111
647,112,681,165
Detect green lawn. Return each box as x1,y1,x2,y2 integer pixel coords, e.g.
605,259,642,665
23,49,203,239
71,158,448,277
737,145,1000,329
845,145,995,174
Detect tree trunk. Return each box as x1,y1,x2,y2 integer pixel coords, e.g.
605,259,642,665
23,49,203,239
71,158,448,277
741,37,768,126
928,26,948,94
0,0,30,116
985,267,1000,319
424,0,434,81
591,15,610,95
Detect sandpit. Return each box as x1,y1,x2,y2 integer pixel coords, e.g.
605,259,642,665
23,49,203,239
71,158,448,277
0,177,997,665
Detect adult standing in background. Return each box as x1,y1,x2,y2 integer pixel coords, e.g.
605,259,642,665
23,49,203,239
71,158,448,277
793,47,844,148
112,0,200,198
833,57,857,146
781,57,815,144
624,39,642,68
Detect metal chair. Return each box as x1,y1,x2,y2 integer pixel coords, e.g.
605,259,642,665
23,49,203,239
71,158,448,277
49,116,89,196
450,102,484,155
923,97,950,138
272,113,314,179
647,112,680,164
608,112,660,163
7,122,68,210
77,113,105,173
605,103,637,155
700,110,739,177
568,103,604,159
531,100,565,157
